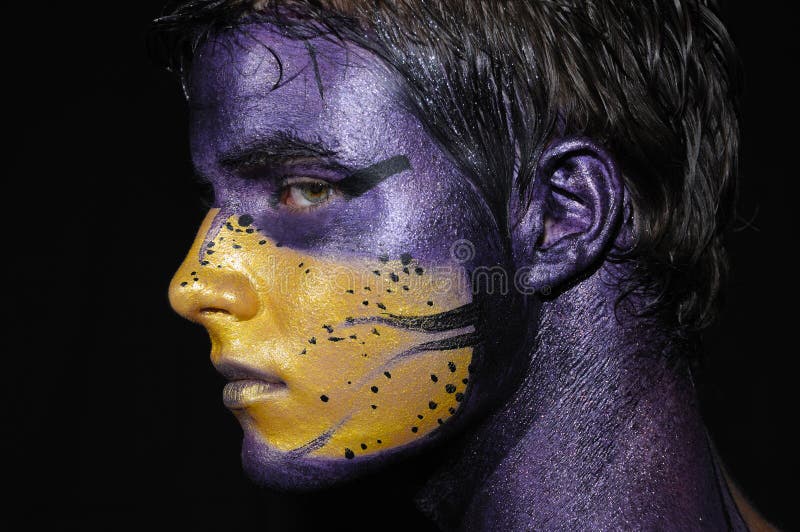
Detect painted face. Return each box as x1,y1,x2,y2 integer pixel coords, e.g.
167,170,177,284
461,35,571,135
169,25,522,488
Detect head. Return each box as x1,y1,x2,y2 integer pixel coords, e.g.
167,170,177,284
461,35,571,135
157,0,739,489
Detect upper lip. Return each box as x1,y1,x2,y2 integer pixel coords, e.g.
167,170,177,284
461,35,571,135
214,358,287,386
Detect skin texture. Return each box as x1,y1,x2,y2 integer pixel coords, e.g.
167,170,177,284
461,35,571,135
168,24,749,529
169,26,524,488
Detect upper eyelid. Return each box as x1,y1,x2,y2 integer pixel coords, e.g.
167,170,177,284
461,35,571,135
281,175,337,185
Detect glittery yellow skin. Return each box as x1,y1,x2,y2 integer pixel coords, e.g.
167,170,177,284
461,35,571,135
169,210,473,459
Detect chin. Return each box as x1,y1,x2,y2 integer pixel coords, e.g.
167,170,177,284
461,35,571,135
239,426,450,491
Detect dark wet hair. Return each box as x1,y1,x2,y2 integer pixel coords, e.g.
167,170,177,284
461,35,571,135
150,0,741,332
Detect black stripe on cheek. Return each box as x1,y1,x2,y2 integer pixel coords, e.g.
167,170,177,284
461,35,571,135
337,155,412,197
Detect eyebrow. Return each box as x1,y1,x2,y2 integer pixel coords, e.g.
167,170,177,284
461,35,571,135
218,130,339,171
218,130,412,197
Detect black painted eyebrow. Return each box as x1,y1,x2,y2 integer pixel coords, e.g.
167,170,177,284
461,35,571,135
218,130,339,172
337,155,412,197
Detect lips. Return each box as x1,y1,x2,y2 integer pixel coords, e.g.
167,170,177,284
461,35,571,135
223,379,286,409
215,359,287,409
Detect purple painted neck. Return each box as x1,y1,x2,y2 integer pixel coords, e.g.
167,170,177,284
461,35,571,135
415,267,747,530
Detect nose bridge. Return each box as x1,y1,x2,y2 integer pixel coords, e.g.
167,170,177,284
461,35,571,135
169,209,260,324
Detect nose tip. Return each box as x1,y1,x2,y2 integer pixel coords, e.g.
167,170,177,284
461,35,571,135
169,267,260,323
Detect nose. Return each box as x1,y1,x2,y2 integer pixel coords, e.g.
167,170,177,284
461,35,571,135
168,210,260,324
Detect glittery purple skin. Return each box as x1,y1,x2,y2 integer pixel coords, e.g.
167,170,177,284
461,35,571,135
187,26,747,530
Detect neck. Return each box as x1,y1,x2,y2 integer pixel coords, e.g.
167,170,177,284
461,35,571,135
416,268,746,530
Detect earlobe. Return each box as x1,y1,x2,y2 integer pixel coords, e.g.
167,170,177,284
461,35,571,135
512,138,624,293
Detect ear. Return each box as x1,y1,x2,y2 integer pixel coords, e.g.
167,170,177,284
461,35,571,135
511,137,624,293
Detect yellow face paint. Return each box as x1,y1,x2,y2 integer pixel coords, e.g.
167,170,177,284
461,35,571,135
169,210,474,460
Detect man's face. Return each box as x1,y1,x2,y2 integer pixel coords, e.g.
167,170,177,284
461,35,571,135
169,25,520,487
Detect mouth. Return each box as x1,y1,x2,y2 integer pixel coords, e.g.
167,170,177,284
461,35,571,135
223,379,286,409
216,359,288,410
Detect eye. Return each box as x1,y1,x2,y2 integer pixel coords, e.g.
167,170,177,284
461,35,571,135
279,177,336,210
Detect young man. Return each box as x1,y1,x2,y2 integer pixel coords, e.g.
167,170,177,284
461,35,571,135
157,1,762,529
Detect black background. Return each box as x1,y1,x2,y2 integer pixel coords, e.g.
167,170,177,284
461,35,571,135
6,2,797,530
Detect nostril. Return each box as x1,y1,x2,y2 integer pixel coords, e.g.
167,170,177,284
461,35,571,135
200,307,232,316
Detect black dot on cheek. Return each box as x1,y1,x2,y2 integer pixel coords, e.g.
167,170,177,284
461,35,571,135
427,301,434,306
445,384,456,394
275,242,283,247
415,267,424,275
402,285,409,291
462,378,469,385
455,393,464,402
430,374,438,383
429,401,438,409
384,371,391,379
362,300,369,306
180,282,187,287
448,361,457,372
232,244,242,249
400,253,412,265
390,273,399,282
449,407,456,415
411,426,418,433
245,228,254,233
437,418,444,425
344,448,355,459
371,404,377,409
377,439,382,444
320,395,329,402
417,414,424,419
360,443,367,450
258,240,267,245
371,386,379,393
190,271,196,275
238,214,253,227
376,302,386,310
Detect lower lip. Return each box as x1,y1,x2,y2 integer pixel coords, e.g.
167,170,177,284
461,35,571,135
223,380,285,409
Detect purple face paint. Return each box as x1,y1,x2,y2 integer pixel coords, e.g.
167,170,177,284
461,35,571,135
171,21,748,531
178,24,528,491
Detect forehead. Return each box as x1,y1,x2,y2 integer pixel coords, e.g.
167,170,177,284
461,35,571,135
188,24,414,168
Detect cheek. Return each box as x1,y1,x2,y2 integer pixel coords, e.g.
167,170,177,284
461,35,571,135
188,213,477,459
